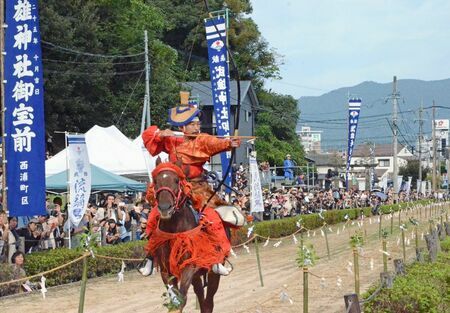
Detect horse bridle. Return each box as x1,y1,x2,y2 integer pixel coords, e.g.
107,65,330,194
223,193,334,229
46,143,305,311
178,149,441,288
154,172,188,211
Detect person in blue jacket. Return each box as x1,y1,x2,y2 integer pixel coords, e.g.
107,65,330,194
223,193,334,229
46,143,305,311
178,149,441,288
283,154,295,181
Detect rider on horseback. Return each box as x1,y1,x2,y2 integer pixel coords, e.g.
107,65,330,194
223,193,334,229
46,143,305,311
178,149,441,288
140,91,241,276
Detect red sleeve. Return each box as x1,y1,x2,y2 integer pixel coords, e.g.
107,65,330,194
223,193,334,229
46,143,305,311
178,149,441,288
142,125,177,156
197,134,234,157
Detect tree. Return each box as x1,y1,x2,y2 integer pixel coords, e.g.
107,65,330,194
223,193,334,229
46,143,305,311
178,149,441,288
255,91,304,166
399,160,430,189
40,0,178,149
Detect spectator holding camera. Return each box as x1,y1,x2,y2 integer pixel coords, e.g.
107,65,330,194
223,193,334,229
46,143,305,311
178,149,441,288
17,219,42,253
138,217,148,240
105,219,120,245
104,194,118,222
117,202,131,242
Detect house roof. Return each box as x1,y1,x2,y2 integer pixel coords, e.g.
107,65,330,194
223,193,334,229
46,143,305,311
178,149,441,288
401,155,419,161
307,153,342,166
182,81,258,108
352,143,406,157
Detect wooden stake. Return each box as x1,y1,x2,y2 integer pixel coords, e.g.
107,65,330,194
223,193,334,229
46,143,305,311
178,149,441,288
323,226,330,260
353,248,360,295
382,240,388,272
78,255,88,313
378,213,382,239
390,212,394,235
344,294,361,313
254,236,264,287
401,228,406,262
303,267,308,313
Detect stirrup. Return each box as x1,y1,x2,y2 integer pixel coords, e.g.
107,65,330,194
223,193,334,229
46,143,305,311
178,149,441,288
138,256,153,276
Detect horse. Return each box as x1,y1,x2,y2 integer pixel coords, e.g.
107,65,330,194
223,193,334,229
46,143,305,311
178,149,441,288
148,160,222,313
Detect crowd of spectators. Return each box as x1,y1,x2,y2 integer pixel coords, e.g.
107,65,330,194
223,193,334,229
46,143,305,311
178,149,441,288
0,193,154,265
229,162,442,221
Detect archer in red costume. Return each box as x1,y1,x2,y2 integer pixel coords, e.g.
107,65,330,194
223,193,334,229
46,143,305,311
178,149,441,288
140,91,240,276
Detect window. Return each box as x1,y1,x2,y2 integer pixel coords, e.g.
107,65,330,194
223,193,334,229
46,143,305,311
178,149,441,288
245,110,252,122
378,159,390,167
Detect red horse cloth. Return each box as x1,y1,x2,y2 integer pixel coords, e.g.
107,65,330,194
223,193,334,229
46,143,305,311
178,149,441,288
144,162,231,279
146,208,229,279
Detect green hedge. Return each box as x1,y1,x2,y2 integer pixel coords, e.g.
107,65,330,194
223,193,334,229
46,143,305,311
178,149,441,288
441,236,450,252
363,251,450,313
232,200,434,244
24,241,147,287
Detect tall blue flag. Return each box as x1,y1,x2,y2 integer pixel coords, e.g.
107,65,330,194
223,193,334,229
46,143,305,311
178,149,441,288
346,99,362,190
4,0,46,216
205,16,232,189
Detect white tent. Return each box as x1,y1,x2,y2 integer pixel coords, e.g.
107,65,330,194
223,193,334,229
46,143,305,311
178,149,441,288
45,125,167,177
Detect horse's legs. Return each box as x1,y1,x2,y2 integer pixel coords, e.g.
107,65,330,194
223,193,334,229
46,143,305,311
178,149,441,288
203,272,221,313
192,273,205,311
177,266,198,311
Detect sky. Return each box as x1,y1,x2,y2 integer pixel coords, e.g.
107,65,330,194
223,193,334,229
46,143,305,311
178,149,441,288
250,0,450,97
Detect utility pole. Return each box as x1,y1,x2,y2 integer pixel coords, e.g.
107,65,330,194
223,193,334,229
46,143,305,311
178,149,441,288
140,30,151,133
432,101,437,191
418,101,423,184
392,76,399,202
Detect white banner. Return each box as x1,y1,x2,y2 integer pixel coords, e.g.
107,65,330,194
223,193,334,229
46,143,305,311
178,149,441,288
380,176,388,191
397,175,403,192
417,179,422,193
67,135,91,226
421,181,427,194
407,176,413,194
249,156,264,213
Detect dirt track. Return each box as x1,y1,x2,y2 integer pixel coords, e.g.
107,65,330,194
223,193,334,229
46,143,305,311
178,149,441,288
0,205,442,313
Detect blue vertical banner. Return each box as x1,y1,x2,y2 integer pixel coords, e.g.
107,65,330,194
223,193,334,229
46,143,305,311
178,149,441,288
346,99,362,190
4,0,46,216
204,16,232,188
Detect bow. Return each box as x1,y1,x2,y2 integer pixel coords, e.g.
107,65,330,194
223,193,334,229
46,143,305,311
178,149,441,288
201,0,241,210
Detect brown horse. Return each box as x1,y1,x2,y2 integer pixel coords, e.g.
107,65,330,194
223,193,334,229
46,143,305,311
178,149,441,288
150,160,221,313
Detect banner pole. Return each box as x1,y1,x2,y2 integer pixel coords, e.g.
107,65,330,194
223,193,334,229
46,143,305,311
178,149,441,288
65,132,71,249
0,0,7,215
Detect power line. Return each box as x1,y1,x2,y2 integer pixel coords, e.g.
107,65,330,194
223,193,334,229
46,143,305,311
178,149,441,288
42,40,145,58
42,58,145,65
45,69,145,76
115,70,145,127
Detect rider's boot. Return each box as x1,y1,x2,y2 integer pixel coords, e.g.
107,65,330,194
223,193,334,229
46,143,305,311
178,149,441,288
139,255,154,276
212,263,230,276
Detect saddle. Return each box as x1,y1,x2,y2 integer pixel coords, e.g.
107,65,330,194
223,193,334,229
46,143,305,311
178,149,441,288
215,205,245,227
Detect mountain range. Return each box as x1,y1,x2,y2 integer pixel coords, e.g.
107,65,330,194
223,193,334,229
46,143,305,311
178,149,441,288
297,78,450,151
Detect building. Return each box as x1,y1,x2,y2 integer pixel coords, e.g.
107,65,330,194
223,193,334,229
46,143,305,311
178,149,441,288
350,143,415,190
182,80,259,169
297,126,322,153
306,151,345,188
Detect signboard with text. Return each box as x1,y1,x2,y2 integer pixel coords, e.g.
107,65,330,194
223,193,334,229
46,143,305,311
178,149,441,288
5,0,46,216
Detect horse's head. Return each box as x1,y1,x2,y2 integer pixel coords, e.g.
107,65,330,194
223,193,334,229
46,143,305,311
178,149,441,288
151,160,190,220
